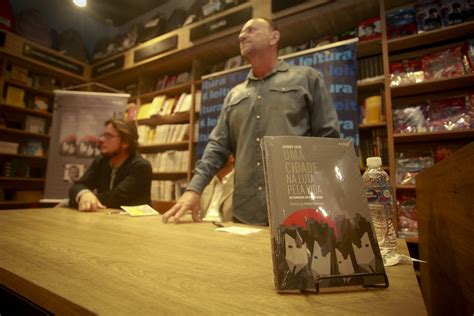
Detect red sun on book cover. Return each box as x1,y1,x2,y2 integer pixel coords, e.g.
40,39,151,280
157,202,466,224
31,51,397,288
282,208,338,236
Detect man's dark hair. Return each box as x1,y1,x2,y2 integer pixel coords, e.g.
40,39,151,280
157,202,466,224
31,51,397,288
105,118,139,153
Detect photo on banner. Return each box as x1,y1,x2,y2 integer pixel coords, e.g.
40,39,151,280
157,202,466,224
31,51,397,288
196,40,359,162
44,91,129,200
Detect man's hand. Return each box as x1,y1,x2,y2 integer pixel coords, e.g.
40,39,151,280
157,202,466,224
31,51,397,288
162,190,201,224
78,191,106,211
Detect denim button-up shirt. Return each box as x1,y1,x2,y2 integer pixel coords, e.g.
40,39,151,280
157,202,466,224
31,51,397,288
188,60,340,225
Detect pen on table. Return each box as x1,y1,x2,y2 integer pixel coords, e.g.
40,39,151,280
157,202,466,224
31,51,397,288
212,221,224,228
107,210,122,215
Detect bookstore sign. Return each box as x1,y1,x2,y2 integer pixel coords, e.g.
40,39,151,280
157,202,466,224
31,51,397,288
92,55,125,78
23,44,84,76
134,35,178,63
190,6,252,41
197,41,359,160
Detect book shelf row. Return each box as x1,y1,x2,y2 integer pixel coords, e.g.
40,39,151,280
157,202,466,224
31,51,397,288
151,179,187,202
142,150,189,173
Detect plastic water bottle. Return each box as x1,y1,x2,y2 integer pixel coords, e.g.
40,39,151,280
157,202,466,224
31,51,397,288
362,157,397,261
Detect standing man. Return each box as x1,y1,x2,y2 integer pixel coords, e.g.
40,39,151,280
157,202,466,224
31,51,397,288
69,118,152,211
163,18,339,225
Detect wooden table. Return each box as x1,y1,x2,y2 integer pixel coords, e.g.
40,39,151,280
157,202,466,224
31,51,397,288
0,208,426,315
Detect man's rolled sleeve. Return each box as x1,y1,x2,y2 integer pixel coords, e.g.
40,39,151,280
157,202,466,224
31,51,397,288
309,70,340,138
187,99,233,194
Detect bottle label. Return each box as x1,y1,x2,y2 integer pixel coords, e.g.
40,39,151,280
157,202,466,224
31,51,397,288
366,187,392,204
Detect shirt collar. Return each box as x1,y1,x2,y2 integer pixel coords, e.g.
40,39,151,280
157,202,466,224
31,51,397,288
246,60,289,81
218,169,234,185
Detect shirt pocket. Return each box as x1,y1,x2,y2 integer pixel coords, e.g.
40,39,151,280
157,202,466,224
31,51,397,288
227,93,250,108
268,86,306,112
226,93,251,123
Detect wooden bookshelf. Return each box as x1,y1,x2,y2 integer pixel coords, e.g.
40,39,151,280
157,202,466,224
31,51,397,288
357,38,383,58
151,172,187,181
137,112,193,126
139,142,189,153
0,127,50,140
4,79,55,97
0,153,47,160
393,129,474,143
359,122,387,129
0,103,52,119
391,74,474,98
396,184,416,190
388,21,474,53
357,76,384,93
0,177,45,182
139,82,193,102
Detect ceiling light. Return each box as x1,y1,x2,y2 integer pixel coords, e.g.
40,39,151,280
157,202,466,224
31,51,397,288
73,0,87,8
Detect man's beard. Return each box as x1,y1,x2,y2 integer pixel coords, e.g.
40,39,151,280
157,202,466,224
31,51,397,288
101,148,121,158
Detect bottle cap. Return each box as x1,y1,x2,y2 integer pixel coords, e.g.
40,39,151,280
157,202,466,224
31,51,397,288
366,157,382,168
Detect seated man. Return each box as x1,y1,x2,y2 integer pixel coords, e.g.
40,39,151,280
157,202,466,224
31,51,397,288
200,155,234,222
69,118,152,211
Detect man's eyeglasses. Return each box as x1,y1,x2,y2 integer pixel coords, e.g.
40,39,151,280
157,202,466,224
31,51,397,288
99,133,120,140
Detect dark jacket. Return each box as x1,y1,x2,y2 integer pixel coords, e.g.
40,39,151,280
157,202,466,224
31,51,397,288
69,152,152,209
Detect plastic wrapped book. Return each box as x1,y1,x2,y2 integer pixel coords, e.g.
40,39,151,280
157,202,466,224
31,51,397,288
261,136,388,292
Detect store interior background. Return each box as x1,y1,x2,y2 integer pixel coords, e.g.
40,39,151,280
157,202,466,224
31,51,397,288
2,1,474,314
10,0,193,58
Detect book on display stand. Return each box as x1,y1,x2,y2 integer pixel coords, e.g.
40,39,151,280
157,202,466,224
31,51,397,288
261,136,388,293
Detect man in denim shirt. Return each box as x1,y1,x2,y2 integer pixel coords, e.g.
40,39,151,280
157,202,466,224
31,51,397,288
163,18,340,225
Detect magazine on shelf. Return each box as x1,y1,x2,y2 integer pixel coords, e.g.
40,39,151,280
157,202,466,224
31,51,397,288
261,136,387,292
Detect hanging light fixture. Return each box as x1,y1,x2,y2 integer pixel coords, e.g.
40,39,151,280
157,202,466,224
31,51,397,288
73,0,87,8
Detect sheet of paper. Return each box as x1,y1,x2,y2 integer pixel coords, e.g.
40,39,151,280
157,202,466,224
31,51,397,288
215,226,263,235
121,204,159,217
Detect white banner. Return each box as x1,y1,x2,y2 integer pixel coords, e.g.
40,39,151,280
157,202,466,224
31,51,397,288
44,90,129,199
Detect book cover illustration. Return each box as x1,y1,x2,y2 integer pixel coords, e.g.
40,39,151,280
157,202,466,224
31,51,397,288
385,5,417,39
440,0,469,26
261,136,387,292
357,17,382,42
416,2,443,32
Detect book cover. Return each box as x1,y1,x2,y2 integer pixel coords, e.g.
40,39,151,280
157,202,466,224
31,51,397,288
34,96,49,112
0,140,19,154
21,140,44,157
357,17,382,41
10,65,29,84
25,115,46,134
176,71,190,85
440,0,468,26
6,86,25,108
422,45,465,80
261,136,387,292
386,5,417,39
416,2,443,32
